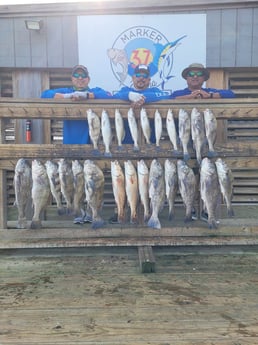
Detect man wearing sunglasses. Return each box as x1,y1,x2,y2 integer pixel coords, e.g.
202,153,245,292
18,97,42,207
41,64,112,144
114,64,171,107
171,63,235,99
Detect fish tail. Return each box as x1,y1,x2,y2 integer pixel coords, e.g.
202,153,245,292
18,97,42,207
227,207,235,217
91,218,105,230
30,220,42,229
147,215,161,229
208,218,218,230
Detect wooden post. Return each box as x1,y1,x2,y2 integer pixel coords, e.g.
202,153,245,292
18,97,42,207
138,246,156,273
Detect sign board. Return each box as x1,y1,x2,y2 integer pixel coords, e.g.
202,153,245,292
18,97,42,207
78,14,206,94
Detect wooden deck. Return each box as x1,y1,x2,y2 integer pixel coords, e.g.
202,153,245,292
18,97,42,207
1,244,258,344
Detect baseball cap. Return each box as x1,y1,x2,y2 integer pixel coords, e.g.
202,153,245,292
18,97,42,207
72,65,89,76
134,64,150,76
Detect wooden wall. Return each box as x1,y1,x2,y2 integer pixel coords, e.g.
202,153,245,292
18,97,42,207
0,2,257,69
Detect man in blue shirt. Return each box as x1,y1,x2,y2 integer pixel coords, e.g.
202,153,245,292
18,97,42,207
113,64,171,144
41,65,112,144
171,63,235,99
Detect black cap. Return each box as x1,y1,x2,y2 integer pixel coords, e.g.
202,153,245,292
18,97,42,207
134,64,150,76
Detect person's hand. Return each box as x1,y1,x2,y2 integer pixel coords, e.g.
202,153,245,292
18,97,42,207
128,92,145,108
191,90,211,99
54,93,66,99
71,91,89,100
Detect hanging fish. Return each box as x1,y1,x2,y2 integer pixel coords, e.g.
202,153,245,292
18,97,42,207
127,108,139,151
140,108,151,145
31,160,51,229
154,109,162,149
101,109,112,157
166,109,179,154
203,108,218,157
178,108,191,161
115,109,125,150
13,158,32,229
87,109,101,155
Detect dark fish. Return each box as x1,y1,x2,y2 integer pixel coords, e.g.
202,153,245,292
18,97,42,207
58,158,74,215
45,160,65,215
72,160,85,218
31,159,51,229
177,159,197,222
13,158,32,229
200,157,221,229
84,160,105,229
164,159,178,221
215,158,234,217
148,159,165,229
178,108,191,161
191,107,206,165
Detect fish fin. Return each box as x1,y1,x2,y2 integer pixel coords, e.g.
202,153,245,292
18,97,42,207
147,215,161,229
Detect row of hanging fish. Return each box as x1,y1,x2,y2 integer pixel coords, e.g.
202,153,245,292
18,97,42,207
111,157,234,230
13,156,233,231
13,158,104,230
86,107,217,163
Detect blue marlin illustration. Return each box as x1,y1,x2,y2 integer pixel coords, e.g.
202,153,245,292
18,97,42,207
153,35,187,89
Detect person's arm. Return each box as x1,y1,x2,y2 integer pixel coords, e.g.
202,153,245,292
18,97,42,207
142,88,171,102
41,88,73,99
91,87,113,99
113,87,131,101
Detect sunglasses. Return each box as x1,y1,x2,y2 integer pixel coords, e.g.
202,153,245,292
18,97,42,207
73,73,88,78
187,71,204,77
135,73,149,79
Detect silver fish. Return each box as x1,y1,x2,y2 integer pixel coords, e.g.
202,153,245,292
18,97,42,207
72,160,85,218
191,107,206,165
101,109,112,157
115,109,125,149
124,160,138,224
87,109,101,154
127,108,139,151
200,157,221,229
140,108,151,145
45,160,64,215
31,159,51,229
111,160,126,224
215,158,234,217
177,159,197,222
178,108,191,161
154,109,162,148
84,160,105,229
164,159,178,221
58,158,74,215
166,109,179,153
204,108,217,157
137,159,150,223
13,158,32,229
148,159,165,229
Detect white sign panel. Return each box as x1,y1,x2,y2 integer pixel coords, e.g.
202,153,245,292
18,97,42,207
78,14,206,94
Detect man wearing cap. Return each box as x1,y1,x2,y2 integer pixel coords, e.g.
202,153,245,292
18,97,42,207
114,64,171,107
41,65,112,144
112,64,171,144
171,63,235,99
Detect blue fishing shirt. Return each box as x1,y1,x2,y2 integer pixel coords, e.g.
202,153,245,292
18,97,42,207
171,87,235,99
41,87,112,144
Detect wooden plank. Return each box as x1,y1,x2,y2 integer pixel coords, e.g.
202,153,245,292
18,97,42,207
138,246,156,273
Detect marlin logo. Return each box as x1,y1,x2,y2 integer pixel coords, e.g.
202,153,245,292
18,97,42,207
108,25,187,90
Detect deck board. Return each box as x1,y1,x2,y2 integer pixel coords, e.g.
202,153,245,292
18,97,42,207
1,247,258,344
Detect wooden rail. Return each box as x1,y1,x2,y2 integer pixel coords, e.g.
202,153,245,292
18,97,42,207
0,97,258,234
